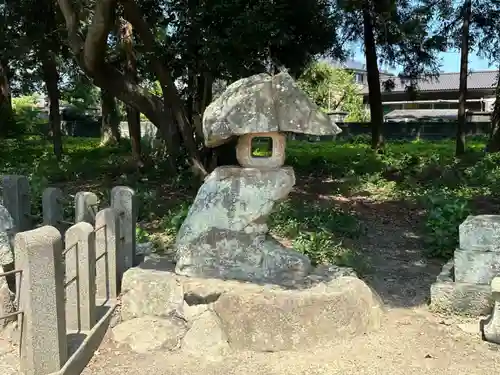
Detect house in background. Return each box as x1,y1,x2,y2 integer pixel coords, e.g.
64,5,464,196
361,70,498,122
322,58,394,86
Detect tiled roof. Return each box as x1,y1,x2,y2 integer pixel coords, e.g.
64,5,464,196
362,70,498,94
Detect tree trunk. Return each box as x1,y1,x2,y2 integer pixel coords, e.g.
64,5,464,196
121,20,142,165
41,52,63,160
0,59,13,137
487,71,500,152
100,89,121,145
362,3,384,151
456,0,472,157
57,0,204,175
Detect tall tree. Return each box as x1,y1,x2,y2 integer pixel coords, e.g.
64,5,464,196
56,0,342,174
456,0,472,156
338,0,447,151
362,2,384,150
120,19,142,165
40,0,63,159
100,89,121,145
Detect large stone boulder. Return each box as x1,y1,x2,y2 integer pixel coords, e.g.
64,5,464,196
203,72,342,147
174,166,311,284
116,256,383,354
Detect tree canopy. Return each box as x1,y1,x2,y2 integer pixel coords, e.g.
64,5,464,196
2,0,500,168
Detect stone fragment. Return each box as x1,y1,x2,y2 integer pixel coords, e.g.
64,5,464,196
236,132,286,169
203,72,341,147
213,276,383,352
482,277,500,344
430,280,492,316
174,166,311,284
181,311,230,358
112,316,187,353
459,215,500,252
454,248,500,284
0,204,14,266
120,266,184,321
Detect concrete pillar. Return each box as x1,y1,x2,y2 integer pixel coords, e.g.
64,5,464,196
15,226,67,375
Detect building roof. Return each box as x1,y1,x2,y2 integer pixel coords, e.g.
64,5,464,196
384,109,491,122
319,57,393,75
363,70,499,94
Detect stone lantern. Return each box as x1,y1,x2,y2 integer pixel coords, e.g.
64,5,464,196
174,72,342,284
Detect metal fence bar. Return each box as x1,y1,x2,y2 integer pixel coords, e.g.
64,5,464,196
0,310,23,320
0,269,22,278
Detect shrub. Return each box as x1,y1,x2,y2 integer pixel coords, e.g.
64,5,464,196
11,95,47,136
423,192,471,259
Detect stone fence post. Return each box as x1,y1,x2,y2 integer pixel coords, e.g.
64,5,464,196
42,187,64,234
64,222,96,332
95,208,121,304
75,192,99,225
111,186,137,273
15,226,67,375
1,175,31,232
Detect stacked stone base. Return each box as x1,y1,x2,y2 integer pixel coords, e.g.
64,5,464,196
430,259,493,316
113,255,383,356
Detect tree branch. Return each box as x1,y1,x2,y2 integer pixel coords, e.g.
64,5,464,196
56,0,163,125
84,0,116,72
119,0,202,159
56,0,84,55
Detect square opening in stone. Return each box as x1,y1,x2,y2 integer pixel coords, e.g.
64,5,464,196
250,137,273,158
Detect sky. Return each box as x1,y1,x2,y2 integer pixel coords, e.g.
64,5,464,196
352,48,496,74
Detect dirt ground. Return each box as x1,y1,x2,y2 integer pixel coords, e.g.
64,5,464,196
2,193,500,374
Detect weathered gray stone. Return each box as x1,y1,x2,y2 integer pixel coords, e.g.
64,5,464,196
112,316,187,353
181,311,230,358
95,208,121,303
459,215,500,252
1,175,31,232
64,222,97,331
174,166,311,284
203,72,342,147
120,266,184,321
75,191,99,225
483,277,500,344
42,187,64,234
454,248,500,285
121,256,381,353
111,186,137,270
430,281,492,316
0,204,14,266
15,226,67,375
213,276,383,352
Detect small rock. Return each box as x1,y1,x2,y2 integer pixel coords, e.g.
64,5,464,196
112,316,187,354
181,311,230,359
120,267,184,321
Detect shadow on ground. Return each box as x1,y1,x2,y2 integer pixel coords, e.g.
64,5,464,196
290,179,446,310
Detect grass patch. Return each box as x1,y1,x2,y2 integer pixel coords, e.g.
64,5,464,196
1,135,499,264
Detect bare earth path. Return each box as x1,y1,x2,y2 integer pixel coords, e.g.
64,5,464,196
2,195,500,374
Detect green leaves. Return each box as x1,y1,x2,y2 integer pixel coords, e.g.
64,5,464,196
297,61,369,121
